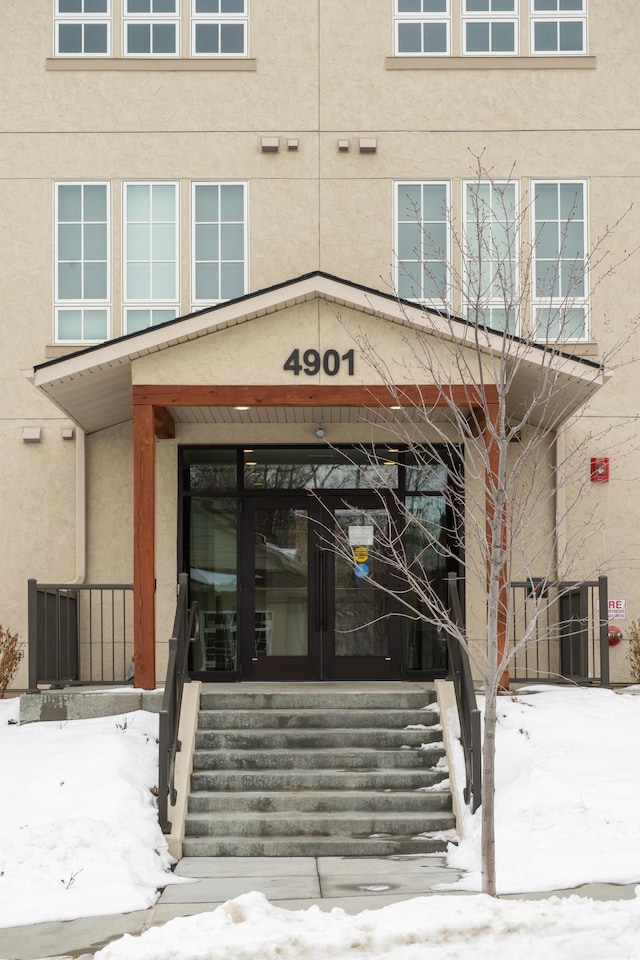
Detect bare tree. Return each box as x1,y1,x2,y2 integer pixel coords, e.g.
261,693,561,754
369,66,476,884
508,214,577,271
325,159,637,895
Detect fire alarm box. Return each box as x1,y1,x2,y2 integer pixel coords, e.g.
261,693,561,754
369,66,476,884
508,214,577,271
590,457,609,482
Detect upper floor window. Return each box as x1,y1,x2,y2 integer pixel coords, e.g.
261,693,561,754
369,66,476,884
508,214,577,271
123,0,180,57
191,0,248,57
530,0,587,55
395,1,450,56
395,181,450,306
54,0,111,57
54,182,111,343
531,180,588,340
464,180,519,333
462,0,518,55
192,182,248,306
123,182,180,332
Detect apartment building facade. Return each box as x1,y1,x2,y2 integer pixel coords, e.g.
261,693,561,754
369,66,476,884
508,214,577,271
2,1,638,689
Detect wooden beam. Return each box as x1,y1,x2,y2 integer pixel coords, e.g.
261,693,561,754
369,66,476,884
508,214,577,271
153,404,176,440
133,401,156,690
133,383,498,409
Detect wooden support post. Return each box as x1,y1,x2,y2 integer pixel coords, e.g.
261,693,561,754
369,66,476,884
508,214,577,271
133,401,156,690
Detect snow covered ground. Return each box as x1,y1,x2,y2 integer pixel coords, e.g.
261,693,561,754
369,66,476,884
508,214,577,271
1,686,640,959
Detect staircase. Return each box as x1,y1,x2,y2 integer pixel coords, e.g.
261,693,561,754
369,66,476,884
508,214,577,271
183,685,456,857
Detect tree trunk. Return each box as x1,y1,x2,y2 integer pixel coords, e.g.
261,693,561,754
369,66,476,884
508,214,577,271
481,683,498,896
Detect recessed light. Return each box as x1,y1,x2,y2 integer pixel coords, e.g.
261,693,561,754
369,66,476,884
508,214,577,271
234,406,250,411
245,461,257,466
243,448,254,453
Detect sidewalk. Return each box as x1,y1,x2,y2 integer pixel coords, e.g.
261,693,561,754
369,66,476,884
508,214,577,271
2,856,638,960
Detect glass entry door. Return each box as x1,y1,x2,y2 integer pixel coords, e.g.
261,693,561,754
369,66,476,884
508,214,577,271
243,494,401,680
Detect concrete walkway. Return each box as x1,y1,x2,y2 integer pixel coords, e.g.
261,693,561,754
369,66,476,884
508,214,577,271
2,856,639,960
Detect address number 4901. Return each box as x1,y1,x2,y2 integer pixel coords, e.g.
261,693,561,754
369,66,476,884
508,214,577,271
283,348,355,376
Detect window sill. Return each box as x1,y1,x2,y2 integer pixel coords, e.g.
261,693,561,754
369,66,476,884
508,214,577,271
46,57,256,72
385,55,596,71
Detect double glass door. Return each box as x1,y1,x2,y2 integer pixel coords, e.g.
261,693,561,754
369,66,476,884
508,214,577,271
244,494,401,680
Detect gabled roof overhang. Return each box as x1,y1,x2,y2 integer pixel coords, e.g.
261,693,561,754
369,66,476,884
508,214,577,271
29,271,610,434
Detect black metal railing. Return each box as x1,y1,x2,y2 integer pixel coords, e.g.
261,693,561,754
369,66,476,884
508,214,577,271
445,572,482,814
158,573,199,834
508,576,609,686
27,580,134,689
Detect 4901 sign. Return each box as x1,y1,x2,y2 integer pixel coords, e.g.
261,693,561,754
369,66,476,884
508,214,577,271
283,348,355,377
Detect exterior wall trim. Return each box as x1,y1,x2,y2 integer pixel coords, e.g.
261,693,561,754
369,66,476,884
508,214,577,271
46,58,257,72
385,56,596,70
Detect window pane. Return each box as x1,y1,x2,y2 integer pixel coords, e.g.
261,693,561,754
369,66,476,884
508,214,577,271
152,184,176,219
423,260,447,298
563,221,584,258
58,224,82,260
398,184,422,219
559,21,583,51
220,261,245,299
195,263,219,300
424,0,447,10
58,310,83,340
152,308,177,324
195,184,218,220
427,222,447,256
466,22,489,51
84,23,108,53
196,223,219,260
152,23,176,54
127,262,151,299
220,222,244,259
220,184,244,220
58,262,82,299
152,222,176,259
535,222,559,260
59,0,83,12
398,0,422,11
195,23,218,52
534,183,558,219
58,24,83,53
127,24,151,52
220,23,244,54
86,0,109,11
83,223,107,259
561,183,583,219
423,183,447,219
222,0,245,11
127,223,151,258
127,0,150,11
398,22,422,53
84,184,107,220
127,309,152,332
154,0,176,11
84,309,108,339
152,261,176,299
492,21,514,51
424,23,447,52
397,222,421,260
84,262,107,298
534,21,557,51
196,0,219,11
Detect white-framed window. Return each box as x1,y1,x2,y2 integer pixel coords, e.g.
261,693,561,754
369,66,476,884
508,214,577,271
54,182,111,343
191,0,248,57
123,182,179,333
123,0,180,57
530,0,587,55
394,1,450,56
463,180,519,333
462,0,518,55
54,0,111,57
531,180,588,341
395,181,450,305
192,182,247,306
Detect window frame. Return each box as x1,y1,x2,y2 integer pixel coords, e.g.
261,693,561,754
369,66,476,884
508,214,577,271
123,0,181,58
463,178,520,334
530,0,587,56
54,0,112,58
531,178,589,343
394,1,451,57
190,0,249,58
122,180,180,334
190,180,249,309
394,180,451,308
54,180,111,345
462,0,518,56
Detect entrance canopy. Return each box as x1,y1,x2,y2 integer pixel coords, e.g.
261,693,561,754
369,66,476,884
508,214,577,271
30,272,609,435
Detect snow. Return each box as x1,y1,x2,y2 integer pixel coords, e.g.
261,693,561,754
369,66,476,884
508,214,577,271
1,686,640,959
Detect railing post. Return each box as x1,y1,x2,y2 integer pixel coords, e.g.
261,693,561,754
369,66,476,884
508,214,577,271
158,708,171,833
598,575,610,687
27,579,40,693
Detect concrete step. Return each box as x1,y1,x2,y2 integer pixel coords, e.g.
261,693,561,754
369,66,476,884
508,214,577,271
184,809,455,838
190,767,448,793
181,834,451,857
199,690,436,711
188,788,453,814
194,727,443,750
191,745,445,771
197,708,441,730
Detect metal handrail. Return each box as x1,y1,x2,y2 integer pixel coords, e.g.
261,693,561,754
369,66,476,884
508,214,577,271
158,573,199,834
445,572,482,814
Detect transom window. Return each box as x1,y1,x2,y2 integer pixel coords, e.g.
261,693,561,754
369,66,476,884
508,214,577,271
192,182,247,306
532,180,588,340
530,0,586,54
191,0,248,56
54,0,111,56
123,182,179,333
394,1,450,56
124,0,180,56
464,180,518,333
462,0,518,55
395,181,450,305
54,182,110,343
